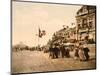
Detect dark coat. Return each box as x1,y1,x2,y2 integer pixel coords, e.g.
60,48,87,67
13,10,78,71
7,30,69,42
53,47,60,53
60,46,66,57
74,48,79,57
83,47,90,60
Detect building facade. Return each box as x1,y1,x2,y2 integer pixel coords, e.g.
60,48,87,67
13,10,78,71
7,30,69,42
50,26,76,45
76,5,96,43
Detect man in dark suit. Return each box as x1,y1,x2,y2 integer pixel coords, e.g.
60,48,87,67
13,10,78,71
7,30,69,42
83,45,90,61
60,45,66,58
53,45,60,58
49,45,55,59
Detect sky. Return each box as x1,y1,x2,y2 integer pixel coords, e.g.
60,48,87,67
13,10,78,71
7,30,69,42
12,1,82,47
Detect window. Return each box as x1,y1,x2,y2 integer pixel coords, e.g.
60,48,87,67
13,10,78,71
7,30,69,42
82,19,87,28
83,19,87,24
83,7,87,12
83,24,87,28
89,22,93,28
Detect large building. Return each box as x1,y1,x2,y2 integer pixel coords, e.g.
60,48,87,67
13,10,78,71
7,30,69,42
50,26,76,45
76,5,96,43
48,5,96,46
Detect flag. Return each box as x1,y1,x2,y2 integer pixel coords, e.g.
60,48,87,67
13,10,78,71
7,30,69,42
38,28,46,38
42,30,46,35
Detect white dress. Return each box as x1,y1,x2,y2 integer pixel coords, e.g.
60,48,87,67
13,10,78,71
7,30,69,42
78,49,86,61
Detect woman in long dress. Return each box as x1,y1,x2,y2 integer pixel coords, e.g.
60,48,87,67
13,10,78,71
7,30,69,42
78,47,86,61
74,47,79,60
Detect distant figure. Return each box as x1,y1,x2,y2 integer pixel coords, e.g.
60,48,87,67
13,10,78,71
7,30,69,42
60,45,66,58
49,45,60,59
83,45,90,61
74,47,79,60
65,47,70,58
49,45,55,59
53,45,60,58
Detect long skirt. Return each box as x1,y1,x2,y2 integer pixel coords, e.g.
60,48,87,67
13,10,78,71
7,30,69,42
78,49,86,61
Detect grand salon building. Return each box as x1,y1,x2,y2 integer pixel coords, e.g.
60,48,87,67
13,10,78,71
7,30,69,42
76,5,96,43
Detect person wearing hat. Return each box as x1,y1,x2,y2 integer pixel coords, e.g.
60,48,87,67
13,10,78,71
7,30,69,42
74,46,79,60
78,45,86,61
49,45,54,59
53,45,60,58
60,44,66,58
83,44,90,61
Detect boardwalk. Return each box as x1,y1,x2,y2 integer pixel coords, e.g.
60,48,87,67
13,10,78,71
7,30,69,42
12,49,96,74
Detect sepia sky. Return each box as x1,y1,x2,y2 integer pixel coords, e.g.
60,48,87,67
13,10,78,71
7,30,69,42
12,1,82,47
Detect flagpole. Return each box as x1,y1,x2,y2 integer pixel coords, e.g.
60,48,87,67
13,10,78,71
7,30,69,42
37,25,46,50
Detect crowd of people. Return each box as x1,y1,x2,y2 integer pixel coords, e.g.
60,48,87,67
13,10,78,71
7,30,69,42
48,42,90,61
